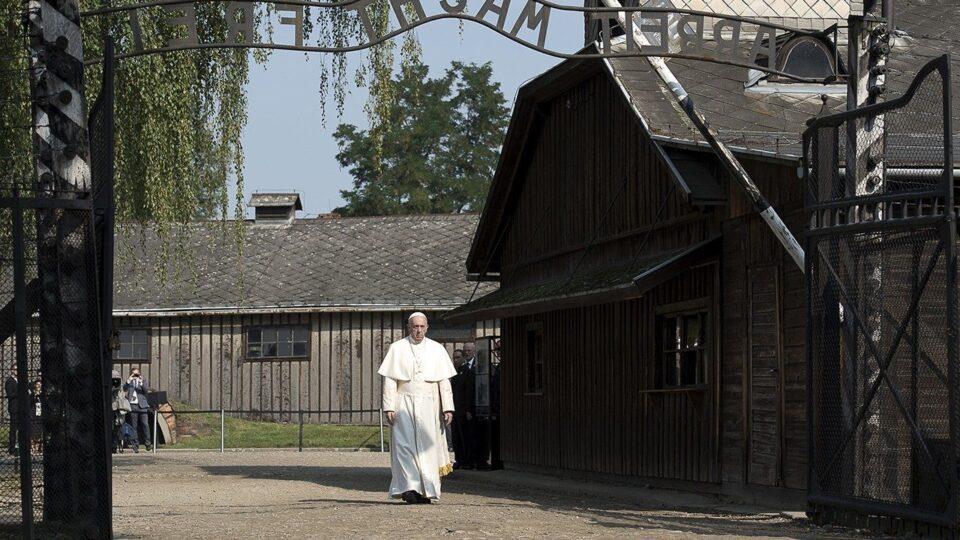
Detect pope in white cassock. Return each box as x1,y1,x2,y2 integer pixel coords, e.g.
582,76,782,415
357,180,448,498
379,312,457,504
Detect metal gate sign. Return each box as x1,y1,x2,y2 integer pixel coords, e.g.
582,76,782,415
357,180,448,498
83,0,837,82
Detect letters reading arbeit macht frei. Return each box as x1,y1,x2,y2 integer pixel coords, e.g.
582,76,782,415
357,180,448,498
101,0,818,76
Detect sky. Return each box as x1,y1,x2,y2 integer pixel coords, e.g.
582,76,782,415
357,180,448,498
236,9,585,217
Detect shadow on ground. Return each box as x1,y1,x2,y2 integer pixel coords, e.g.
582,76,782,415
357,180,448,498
167,462,876,539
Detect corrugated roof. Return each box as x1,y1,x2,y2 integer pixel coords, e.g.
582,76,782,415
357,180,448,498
113,214,495,314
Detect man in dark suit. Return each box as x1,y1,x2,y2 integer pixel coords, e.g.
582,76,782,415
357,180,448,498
5,366,18,455
451,343,479,469
123,368,152,452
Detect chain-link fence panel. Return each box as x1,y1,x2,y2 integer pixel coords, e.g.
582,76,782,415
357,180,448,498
804,55,957,532
0,12,113,538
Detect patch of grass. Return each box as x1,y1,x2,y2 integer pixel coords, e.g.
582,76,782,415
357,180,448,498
168,403,390,450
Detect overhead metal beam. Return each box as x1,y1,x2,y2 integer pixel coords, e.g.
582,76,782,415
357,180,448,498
599,0,806,270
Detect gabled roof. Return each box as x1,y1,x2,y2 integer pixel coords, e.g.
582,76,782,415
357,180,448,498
113,214,495,315
467,2,960,275
248,193,302,210
607,1,960,159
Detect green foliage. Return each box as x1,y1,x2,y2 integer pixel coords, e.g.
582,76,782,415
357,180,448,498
0,0,424,219
0,0,426,284
0,4,34,187
334,61,509,216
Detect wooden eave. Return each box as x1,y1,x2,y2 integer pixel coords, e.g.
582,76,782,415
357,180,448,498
448,236,720,323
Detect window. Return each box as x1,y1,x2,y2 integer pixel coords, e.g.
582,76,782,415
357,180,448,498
525,323,543,394
657,310,708,388
775,37,836,80
246,326,309,360
113,329,150,362
745,35,846,95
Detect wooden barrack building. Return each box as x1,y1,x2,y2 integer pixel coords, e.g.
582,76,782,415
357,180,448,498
108,199,497,423
446,1,960,501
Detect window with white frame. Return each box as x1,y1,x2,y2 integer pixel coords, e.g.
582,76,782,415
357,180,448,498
113,329,150,362
246,326,310,360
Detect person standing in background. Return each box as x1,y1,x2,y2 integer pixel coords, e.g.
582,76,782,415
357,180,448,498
123,368,152,452
4,366,17,455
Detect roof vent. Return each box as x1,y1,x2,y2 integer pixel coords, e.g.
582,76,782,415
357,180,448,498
248,193,302,224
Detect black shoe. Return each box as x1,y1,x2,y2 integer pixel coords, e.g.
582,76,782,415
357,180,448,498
401,490,418,504
133,445,139,454
145,444,152,451
414,492,431,504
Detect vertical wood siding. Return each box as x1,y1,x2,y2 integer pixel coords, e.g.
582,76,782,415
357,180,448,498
112,312,496,424
500,266,719,482
488,67,808,491
721,205,807,491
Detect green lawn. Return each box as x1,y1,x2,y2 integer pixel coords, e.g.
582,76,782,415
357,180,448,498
168,404,391,450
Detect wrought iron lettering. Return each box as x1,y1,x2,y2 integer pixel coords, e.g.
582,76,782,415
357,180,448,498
80,0,835,82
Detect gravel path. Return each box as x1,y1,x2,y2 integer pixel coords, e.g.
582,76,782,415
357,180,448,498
112,451,875,539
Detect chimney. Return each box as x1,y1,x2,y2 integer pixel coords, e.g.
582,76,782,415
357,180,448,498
248,193,303,224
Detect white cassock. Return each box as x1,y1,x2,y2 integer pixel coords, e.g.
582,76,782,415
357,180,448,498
379,336,456,500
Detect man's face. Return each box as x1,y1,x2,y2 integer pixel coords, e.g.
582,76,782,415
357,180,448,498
452,351,463,367
131,370,141,378
463,343,476,358
408,316,428,343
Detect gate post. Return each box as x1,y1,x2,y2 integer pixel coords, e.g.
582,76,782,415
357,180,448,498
25,0,110,534
940,58,957,530
12,192,34,539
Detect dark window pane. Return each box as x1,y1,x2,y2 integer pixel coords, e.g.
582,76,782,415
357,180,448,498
293,327,309,342
264,343,278,357
664,317,681,351
134,344,149,360
781,40,833,78
665,352,681,386
132,330,149,346
248,329,261,343
278,341,292,357
277,327,292,342
684,315,701,348
262,328,278,345
247,345,261,358
293,342,307,357
680,351,699,385
120,342,133,359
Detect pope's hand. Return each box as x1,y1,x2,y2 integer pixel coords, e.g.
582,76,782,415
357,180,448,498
443,411,453,426
386,411,396,426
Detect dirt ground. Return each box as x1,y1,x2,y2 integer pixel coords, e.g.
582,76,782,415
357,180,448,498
112,451,875,539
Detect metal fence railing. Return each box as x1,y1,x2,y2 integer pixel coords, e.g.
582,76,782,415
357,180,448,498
115,408,390,454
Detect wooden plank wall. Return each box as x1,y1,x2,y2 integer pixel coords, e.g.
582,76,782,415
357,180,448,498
720,198,806,491
488,63,812,491
500,266,719,482
113,312,498,424
498,70,701,289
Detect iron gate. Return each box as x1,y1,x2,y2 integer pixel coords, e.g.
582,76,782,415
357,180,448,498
0,38,115,538
804,55,957,532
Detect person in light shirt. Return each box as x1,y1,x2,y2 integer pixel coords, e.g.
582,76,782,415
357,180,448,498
379,312,456,504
